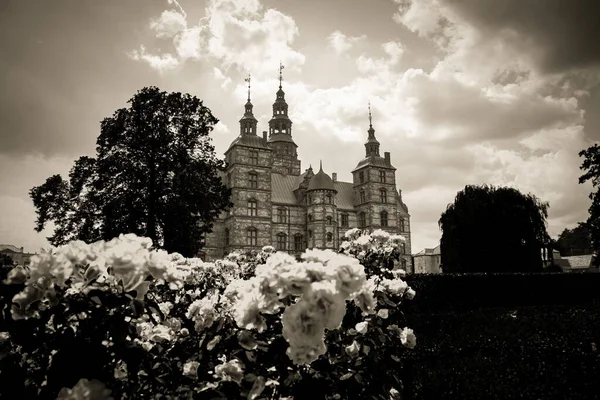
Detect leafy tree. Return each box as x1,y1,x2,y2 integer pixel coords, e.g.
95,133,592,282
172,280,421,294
439,184,551,273
554,224,592,256
579,144,600,265
30,86,232,257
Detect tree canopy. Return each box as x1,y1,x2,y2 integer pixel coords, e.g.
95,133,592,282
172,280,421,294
439,184,551,273
30,86,232,257
578,144,600,264
554,224,592,257
0,253,13,267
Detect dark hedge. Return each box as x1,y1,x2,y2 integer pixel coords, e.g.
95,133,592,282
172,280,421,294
398,273,600,400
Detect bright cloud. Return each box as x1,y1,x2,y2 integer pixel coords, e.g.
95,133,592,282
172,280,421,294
327,31,366,55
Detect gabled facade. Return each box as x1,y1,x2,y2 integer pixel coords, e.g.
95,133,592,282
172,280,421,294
203,70,412,270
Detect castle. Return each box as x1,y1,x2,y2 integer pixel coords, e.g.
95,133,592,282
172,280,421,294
203,66,412,270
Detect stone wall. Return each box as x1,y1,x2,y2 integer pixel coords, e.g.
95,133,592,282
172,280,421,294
414,254,442,274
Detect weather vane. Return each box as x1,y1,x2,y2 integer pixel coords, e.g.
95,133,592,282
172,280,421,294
279,61,284,88
244,73,251,102
368,100,373,128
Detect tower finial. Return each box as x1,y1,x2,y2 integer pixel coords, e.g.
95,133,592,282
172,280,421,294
244,73,251,102
279,61,284,89
368,100,373,129
319,160,323,171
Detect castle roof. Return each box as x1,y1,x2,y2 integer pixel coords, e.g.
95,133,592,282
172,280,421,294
271,173,355,210
353,155,396,171
267,133,297,146
307,164,336,192
0,244,21,253
225,134,271,153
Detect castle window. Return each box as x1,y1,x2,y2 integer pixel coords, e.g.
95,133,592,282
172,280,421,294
359,212,366,228
247,227,258,246
225,228,230,246
400,243,406,254
341,213,349,227
401,259,407,269
399,218,405,232
360,190,366,204
327,216,333,225
308,214,313,223
379,170,386,183
326,194,332,204
308,230,313,238
249,172,258,189
247,199,258,216
308,195,312,205
326,232,333,242
277,233,287,251
227,173,232,187
250,151,259,165
380,188,387,203
278,208,287,223
380,211,388,227
294,234,303,252
359,171,365,183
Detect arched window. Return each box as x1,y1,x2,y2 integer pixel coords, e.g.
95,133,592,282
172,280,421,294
277,233,287,251
326,216,333,225
225,228,230,246
359,212,366,228
326,194,332,204
326,232,333,242
379,188,387,203
399,218,405,232
294,234,303,252
247,199,257,216
277,208,287,223
308,230,313,238
380,211,388,227
308,214,313,223
308,195,312,205
247,227,258,246
360,190,366,204
249,172,258,189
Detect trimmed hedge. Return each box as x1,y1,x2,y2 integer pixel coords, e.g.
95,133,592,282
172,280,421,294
400,273,600,400
403,272,600,313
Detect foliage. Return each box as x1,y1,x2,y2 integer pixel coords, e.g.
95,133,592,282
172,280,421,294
0,230,415,399
401,304,600,400
554,224,593,257
439,184,551,273
29,86,232,257
579,144,600,265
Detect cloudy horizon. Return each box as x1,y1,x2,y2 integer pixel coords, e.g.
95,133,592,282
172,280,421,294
1,0,599,254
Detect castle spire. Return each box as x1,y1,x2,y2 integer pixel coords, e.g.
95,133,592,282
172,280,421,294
245,73,251,103
319,160,323,171
279,61,284,89
365,101,380,157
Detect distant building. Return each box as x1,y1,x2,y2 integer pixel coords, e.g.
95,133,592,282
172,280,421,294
545,249,597,273
413,244,442,274
0,244,36,267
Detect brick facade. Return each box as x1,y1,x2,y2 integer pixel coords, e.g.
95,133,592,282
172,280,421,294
203,81,412,271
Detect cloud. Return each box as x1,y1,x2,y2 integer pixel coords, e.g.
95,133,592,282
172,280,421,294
128,45,180,73
132,0,306,78
150,9,187,38
327,30,366,55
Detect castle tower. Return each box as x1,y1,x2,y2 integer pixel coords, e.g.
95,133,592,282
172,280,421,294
267,62,301,176
306,161,338,249
220,74,273,254
352,102,411,267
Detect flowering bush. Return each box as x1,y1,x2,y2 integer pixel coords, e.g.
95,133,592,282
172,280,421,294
0,229,416,399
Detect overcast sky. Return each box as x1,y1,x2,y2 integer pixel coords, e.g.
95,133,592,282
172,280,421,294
1,0,600,254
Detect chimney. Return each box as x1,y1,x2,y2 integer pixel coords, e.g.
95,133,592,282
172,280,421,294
384,152,391,164
332,173,337,182
262,131,267,140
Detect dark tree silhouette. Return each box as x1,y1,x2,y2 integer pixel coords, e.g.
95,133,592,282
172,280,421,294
30,87,232,257
0,253,13,267
554,224,592,257
439,184,551,273
579,144,600,265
